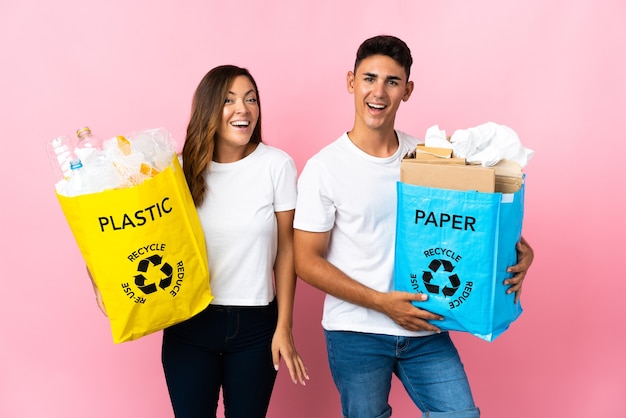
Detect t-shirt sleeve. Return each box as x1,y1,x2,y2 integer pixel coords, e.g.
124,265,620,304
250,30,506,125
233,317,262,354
294,158,336,233
273,154,297,212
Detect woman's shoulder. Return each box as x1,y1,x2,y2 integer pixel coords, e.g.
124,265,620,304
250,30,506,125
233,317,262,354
256,142,295,162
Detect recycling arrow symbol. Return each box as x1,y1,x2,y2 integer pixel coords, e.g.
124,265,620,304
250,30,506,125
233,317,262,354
422,259,461,297
134,254,173,295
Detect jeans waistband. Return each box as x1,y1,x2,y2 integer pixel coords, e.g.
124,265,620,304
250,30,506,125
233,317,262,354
209,298,277,311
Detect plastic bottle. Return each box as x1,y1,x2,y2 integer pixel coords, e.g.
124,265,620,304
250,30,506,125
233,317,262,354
74,126,107,176
76,126,103,149
63,159,86,196
46,135,83,181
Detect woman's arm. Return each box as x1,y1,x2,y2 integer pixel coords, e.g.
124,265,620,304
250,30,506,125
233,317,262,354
272,209,308,385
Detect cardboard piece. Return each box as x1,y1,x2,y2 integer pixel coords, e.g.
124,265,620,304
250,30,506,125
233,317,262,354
401,161,496,193
412,154,467,165
493,160,524,193
401,156,523,194
415,144,453,158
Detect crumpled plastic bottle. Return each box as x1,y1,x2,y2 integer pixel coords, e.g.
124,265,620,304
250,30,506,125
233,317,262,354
50,127,177,197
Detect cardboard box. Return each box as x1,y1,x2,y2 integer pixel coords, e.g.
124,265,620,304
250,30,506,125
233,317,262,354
401,157,523,194
401,161,496,192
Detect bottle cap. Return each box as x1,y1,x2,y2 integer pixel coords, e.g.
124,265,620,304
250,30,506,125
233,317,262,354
76,127,92,138
70,159,83,170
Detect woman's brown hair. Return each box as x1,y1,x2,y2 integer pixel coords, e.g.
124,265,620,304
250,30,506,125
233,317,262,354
182,65,263,206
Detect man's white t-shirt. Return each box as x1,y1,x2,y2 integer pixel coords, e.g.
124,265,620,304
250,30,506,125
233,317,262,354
196,142,297,306
294,131,433,337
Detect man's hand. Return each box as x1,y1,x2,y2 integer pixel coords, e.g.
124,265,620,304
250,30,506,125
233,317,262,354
377,291,443,332
504,236,534,303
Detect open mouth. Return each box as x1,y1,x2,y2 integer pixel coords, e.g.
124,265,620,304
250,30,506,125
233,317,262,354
367,103,386,110
230,121,250,127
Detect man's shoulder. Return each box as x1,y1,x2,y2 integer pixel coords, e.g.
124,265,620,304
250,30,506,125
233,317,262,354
307,133,348,161
396,130,421,148
304,130,421,166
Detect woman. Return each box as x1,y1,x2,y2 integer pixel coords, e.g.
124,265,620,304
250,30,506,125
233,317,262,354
161,65,308,418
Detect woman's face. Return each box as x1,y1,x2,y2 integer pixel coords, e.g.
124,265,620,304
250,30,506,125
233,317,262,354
215,75,259,150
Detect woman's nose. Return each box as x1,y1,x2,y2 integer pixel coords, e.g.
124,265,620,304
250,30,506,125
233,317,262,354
235,99,248,114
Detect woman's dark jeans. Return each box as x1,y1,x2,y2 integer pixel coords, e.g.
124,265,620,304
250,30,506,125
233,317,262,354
162,300,278,418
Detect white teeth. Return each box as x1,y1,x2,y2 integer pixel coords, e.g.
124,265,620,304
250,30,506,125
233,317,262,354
231,121,250,127
368,103,385,109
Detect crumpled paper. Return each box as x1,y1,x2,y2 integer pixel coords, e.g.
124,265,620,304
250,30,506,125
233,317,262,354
424,122,534,168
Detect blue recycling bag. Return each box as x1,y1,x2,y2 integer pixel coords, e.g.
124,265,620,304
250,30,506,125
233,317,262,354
394,180,525,341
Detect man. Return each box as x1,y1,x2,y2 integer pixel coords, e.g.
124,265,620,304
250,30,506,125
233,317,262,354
294,35,533,418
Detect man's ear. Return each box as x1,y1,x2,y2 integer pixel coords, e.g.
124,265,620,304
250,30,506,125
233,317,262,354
347,71,355,93
403,80,415,102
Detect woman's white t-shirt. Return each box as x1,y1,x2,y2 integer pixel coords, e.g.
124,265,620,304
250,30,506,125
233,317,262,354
196,142,297,306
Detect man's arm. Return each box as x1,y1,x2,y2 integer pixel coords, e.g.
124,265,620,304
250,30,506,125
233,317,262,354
294,229,443,332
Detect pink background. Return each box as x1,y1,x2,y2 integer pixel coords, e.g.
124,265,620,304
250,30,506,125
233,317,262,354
1,1,625,417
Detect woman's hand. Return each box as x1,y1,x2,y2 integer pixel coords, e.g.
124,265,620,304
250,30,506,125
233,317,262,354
271,325,308,385
86,266,108,316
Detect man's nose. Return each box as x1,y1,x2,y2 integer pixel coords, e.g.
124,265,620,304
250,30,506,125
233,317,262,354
372,80,386,97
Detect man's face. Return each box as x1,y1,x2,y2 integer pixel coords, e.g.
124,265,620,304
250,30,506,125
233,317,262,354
347,54,413,133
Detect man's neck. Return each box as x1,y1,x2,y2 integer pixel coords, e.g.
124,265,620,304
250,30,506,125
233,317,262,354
347,126,398,158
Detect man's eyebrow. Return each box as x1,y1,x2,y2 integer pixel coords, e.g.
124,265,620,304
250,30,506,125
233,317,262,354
361,72,403,81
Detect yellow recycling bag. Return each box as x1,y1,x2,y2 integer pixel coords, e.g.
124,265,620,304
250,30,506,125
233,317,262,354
57,156,213,343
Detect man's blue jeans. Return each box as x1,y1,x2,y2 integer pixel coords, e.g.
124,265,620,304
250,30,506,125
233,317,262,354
325,330,480,418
